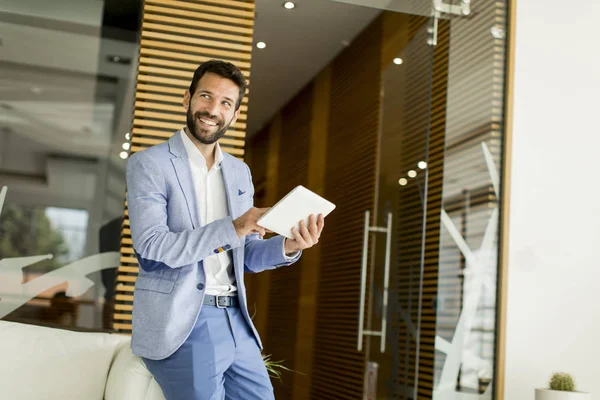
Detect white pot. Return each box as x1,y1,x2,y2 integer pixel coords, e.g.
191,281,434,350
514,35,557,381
536,389,591,400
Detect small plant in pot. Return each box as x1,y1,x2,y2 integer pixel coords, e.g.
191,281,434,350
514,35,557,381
535,373,590,400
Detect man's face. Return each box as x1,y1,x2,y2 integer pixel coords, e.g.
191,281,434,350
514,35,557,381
184,72,241,145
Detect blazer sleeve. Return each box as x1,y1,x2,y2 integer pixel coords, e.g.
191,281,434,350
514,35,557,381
242,163,302,273
127,152,241,270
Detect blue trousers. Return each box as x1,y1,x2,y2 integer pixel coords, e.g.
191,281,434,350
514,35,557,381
143,306,274,400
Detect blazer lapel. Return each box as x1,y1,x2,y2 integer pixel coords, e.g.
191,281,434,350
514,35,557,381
221,154,246,280
220,154,237,219
169,133,200,229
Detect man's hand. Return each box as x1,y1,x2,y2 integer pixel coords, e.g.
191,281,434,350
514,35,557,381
234,207,270,238
284,214,325,254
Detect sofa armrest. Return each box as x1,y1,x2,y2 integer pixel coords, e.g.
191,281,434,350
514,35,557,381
104,342,165,400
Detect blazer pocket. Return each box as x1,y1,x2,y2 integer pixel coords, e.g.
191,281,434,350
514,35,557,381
236,192,252,203
135,275,176,294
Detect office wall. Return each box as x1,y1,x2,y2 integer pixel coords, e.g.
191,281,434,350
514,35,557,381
503,0,600,397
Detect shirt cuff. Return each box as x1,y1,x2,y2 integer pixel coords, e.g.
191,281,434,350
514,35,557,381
282,238,300,261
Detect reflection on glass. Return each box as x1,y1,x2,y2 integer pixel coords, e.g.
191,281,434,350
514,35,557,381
433,0,508,397
0,0,141,331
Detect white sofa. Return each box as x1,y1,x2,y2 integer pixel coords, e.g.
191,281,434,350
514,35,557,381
0,320,166,400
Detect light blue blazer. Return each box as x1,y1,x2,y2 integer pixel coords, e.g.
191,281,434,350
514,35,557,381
126,131,300,360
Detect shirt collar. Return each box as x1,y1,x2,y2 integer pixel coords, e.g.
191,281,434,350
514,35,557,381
179,129,224,169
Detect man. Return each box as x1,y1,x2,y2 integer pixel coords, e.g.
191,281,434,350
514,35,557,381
126,60,324,400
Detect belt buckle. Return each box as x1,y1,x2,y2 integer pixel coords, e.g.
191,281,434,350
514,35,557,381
215,295,226,308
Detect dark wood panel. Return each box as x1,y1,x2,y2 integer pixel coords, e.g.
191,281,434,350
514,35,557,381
311,16,383,400
264,84,313,399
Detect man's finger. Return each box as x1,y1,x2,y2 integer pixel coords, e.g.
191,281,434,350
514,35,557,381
309,214,318,231
292,227,307,248
299,220,313,247
309,215,319,243
317,214,325,231
257,226,266,238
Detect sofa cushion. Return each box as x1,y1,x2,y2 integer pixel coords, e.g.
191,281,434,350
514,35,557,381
105,342,166,400
0,320,128,400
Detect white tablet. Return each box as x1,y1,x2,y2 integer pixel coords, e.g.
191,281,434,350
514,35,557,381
257,185,336,240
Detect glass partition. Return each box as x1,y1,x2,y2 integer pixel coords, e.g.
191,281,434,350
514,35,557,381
372,0,509,398
0,0,141,331
433,0,508,397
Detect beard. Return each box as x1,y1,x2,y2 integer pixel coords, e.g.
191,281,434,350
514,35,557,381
186,109,233,145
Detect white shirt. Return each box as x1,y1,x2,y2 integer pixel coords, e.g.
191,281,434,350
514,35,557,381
180,130,296,296
181,130,237,296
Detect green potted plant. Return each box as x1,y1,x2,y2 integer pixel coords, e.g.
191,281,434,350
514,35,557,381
535,373,590,400
262,352,293,382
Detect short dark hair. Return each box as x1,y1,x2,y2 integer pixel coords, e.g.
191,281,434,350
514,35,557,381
189,60,247,110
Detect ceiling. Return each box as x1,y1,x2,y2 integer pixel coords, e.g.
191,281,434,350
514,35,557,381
248,0,379,134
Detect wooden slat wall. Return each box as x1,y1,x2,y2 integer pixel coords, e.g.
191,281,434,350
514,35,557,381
292,66,331,400
113,0,256,333
262,84,313,399
251,114,282,340
310,17,383,400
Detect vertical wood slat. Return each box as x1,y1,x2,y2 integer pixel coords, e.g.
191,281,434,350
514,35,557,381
292,66,331,400
243,125,269,329
310,16,383,400
251,114,282,343
113,0,256,334
263,84,313,399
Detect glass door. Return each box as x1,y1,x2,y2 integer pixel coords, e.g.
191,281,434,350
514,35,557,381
346,0,510,399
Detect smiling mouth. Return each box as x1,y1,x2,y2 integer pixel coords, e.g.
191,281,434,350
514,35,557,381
198,117,218,128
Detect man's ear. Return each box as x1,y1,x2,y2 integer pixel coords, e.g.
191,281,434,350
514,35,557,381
232,108,241,125
183,90,191,111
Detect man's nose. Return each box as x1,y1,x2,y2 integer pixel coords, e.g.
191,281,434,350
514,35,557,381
205,100,219,117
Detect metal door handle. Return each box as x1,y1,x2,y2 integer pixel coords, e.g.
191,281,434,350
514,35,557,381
380,212,392,353
357,210,393,353
357,210,370,352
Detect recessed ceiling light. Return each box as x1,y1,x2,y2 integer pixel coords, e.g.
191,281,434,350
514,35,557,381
119,151,128,160
125,132,131,140
122,142,131,150
256,42,267,49
418,161,427,169
393,58,403,65
283,1,295,9
398,178,408,186
408,170,417,178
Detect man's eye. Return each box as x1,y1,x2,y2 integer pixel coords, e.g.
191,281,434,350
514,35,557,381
201,94,210,99
223,101,231,107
